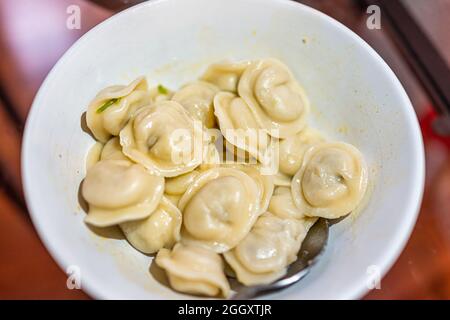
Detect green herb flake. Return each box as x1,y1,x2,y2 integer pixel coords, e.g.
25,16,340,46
96,98,120,114
157,84,169,95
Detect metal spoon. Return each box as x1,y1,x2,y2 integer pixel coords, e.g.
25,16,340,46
231,218,329,300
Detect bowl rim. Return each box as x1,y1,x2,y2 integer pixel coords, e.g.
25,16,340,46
21,0,425,300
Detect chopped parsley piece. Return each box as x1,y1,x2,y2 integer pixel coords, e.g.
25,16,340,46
96,98,120,113
157,84,169,95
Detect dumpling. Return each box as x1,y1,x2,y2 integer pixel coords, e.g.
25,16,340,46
165,170,200,196
272,172,291,186
199,142,221,170
237,165,274,215
172,81,219,129
238,59,309,138
165,193,181,207
100,137,129,161
279,127,324,176
120,197,181,254
87,77,151,143
271,128,323,188
214,92,277,164
149,84,173,103
178,167,261,252
119,101,206,177
291,142,368,219
223,213,316,286
156,243,230,298
85,142,103,170
223,164,274,215
220,137,253,164
82,160,164,227
201,60,251,92
165,143,222,196
269,186,305,219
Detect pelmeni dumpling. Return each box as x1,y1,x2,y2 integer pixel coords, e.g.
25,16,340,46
82,160,164,227
214,92,276,164
120,197,181,254
86,142,103,170
279,127,324,176
156,243,230,298
120,101,205,177
172,81,219,129
238,59,309,138
201,60,251,92
221,138,253,164
199,142,221,170
269,186,305,219
100,137,129,161
223,164,274,215
291,142,368,219
223,213,316,286
178,167,261,252
165,193,181,207
165,170,200,196
272,172,291,186
87,77,151,143
165,143,222,196
149,84,173,103
272,128,323,187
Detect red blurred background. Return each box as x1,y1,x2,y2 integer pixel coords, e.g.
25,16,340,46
0,0,449,299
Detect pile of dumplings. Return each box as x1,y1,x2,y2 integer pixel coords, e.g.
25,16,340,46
82,58,369,298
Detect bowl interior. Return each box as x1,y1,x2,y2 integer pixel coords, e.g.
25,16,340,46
23,0,424,299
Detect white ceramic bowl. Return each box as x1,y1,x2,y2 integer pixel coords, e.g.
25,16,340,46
22,0,425,299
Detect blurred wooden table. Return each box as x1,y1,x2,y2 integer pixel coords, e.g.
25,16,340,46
1,0,450,299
